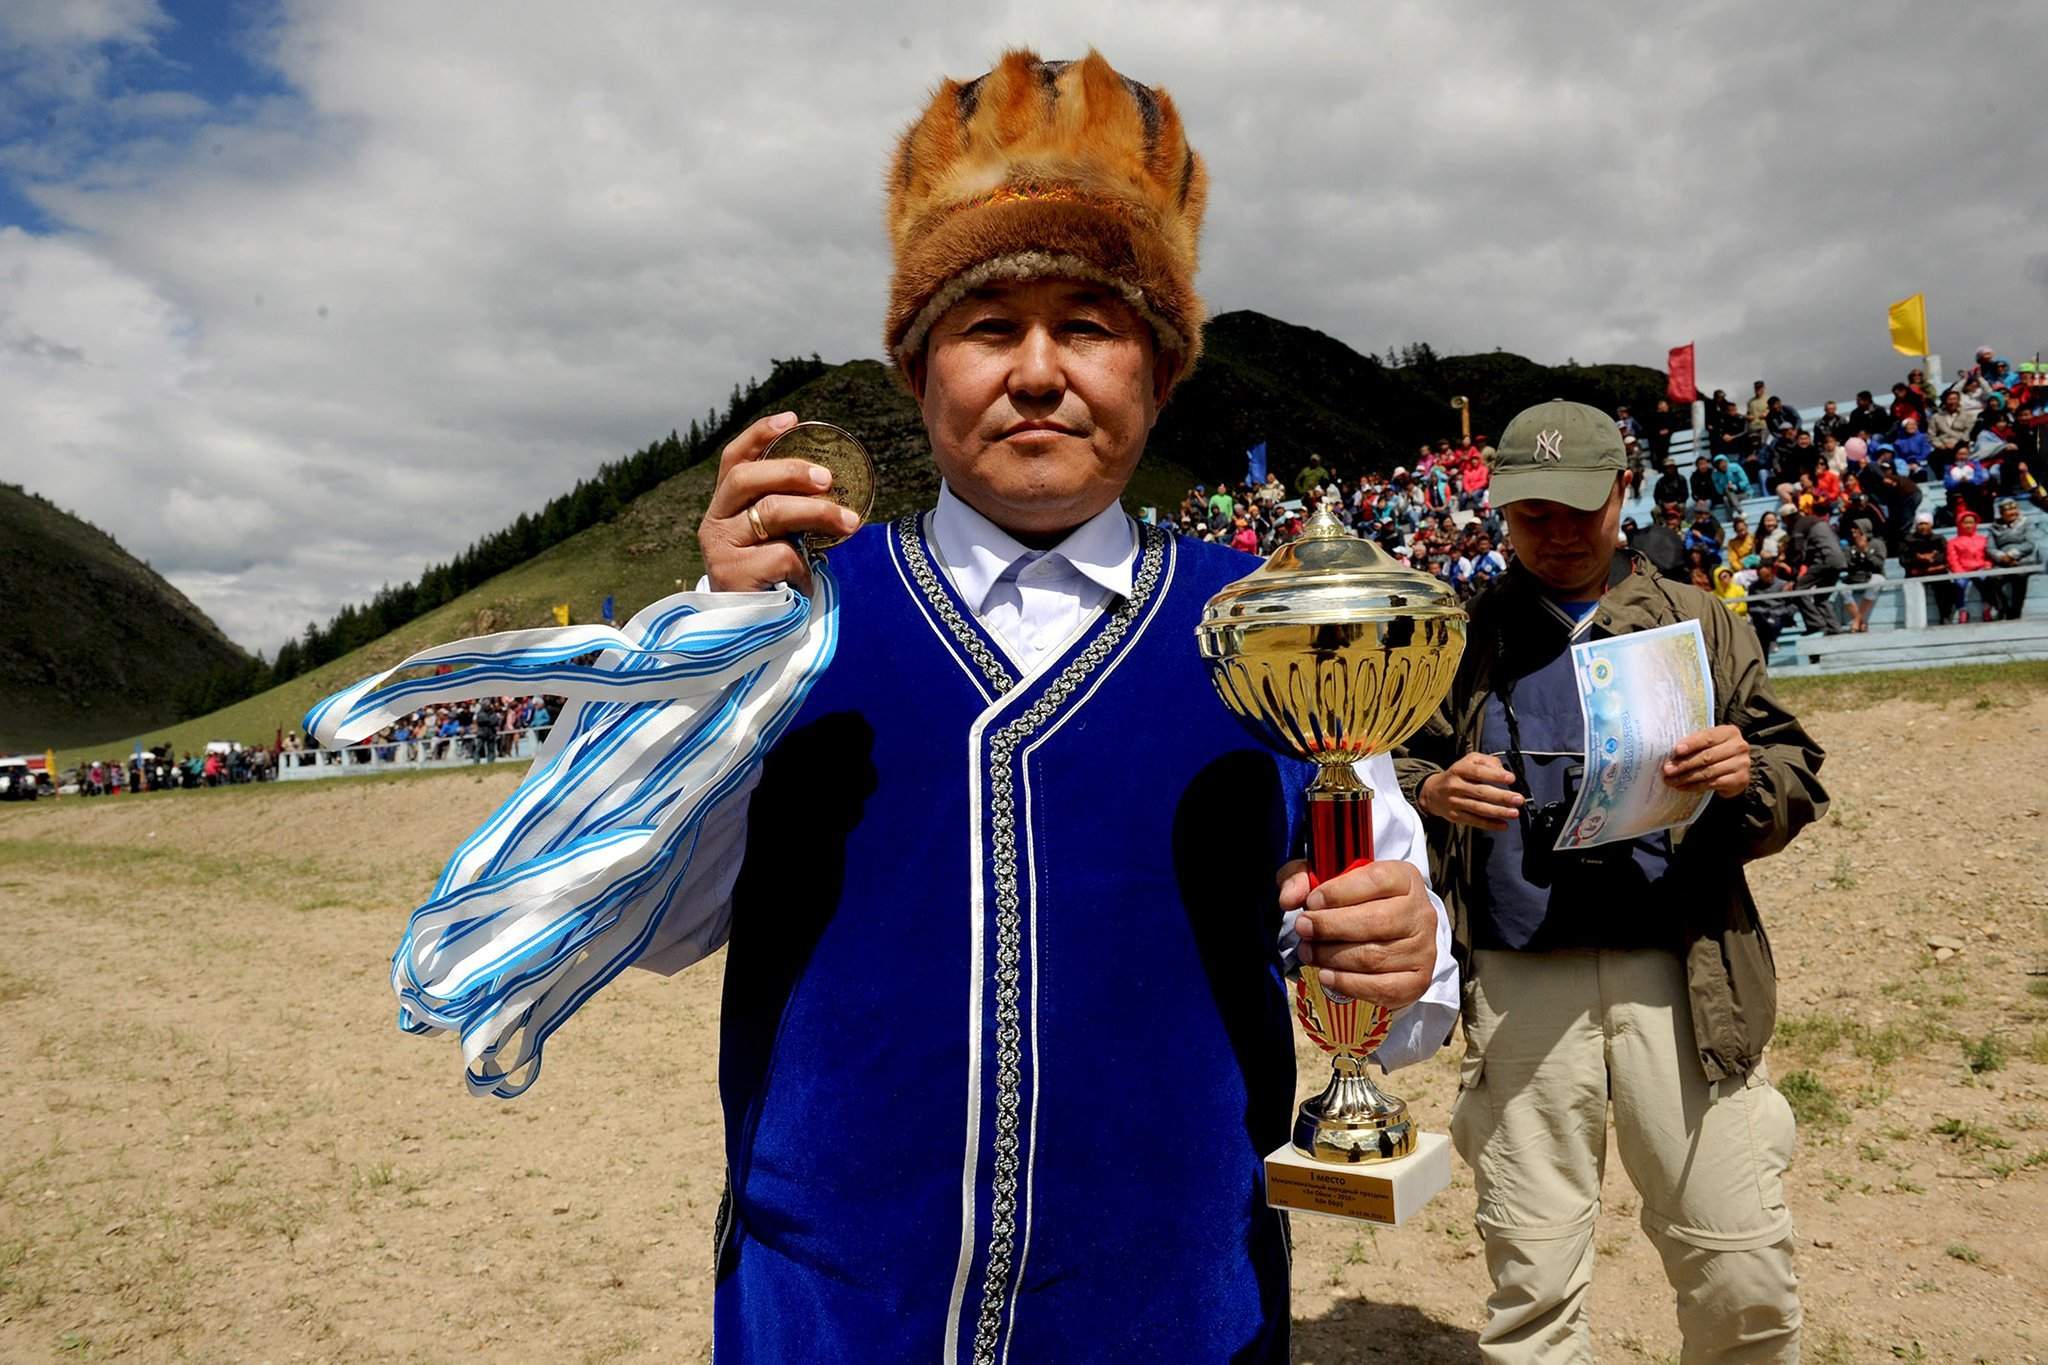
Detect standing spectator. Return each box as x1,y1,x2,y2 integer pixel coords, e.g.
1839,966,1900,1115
1841,523,1888,633
1745,379,1771,451
1398,397,1821,1362
1763,426,1806,487
1206,481,1235,528
1293,455,1329,497
1648,398,1682,467
1633,504,1688,581
1789,510,1847,636
1845,390,1890,441
1985,498,2038,620
1945,512,1992,622
475,701,502,764
1889,381,1927,432
1812,399,1849,448
1763,395,1801,433
1709,395,1748,471
1862,459,1923,538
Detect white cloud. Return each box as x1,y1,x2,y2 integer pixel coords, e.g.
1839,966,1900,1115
1,0,2044,652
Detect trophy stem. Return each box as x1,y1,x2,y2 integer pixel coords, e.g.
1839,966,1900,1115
1305,762,1374,883
1295,763,1412,1163
1294,1054,1417,1163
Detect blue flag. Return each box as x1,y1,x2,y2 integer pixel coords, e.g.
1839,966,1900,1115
601,595,615,623
1246,441,1268,485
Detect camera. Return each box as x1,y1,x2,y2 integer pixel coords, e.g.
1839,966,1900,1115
1516,760,1637,888
1517,763,1580,888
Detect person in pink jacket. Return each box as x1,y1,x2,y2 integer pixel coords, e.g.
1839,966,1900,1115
1946,511,1992,622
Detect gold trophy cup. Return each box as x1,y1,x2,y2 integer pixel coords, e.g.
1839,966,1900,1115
1197,507,1466,1205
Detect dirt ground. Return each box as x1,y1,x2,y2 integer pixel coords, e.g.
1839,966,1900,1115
2,689,2044,1363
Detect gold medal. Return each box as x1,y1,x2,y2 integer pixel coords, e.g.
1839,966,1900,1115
757,421,876,552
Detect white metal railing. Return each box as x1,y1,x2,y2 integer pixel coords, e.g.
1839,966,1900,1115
276,725,546,780
1743,563,2041,633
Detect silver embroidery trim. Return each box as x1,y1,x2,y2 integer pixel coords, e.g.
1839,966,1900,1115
897,513,1016,696
968,523,1167,1365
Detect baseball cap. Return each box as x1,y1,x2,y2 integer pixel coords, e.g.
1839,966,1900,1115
1489,399,1627,510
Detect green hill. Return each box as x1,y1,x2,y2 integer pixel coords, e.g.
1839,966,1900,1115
1147,311,1669,478
1,481,251,752
53,310,1665,764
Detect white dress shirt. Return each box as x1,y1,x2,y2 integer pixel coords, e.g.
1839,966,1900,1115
929,483,1134,671
641,483,1459,1071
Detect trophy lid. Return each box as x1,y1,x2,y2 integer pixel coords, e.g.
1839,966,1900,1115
1197,506,1465,632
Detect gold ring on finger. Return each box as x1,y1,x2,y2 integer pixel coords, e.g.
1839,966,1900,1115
746,502,770,545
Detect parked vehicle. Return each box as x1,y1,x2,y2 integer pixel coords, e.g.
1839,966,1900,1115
0,757,38,802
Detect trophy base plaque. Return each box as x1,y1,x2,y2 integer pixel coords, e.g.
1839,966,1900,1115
1263,1131,1450,1226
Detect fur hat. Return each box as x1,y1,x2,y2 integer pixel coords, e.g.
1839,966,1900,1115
884,49,1208,384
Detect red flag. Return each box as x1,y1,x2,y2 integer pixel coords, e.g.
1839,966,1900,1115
1666,343,1698,403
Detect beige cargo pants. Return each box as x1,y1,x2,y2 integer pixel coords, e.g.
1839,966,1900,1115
1451,948,1801,1364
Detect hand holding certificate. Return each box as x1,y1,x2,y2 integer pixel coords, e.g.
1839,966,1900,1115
1554,620,1728,851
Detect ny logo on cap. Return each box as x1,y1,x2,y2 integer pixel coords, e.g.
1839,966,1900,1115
1533,429,1565,462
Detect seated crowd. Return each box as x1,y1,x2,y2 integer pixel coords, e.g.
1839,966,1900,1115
1178,350,2045,655
1629,351,2044,644
1175,433,1509,599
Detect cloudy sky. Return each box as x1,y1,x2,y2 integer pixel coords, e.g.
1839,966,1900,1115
4,0,2043,652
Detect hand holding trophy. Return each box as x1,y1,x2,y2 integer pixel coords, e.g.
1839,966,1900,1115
1197,506,1467,1223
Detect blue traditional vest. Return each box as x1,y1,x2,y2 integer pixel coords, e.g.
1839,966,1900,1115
715,512,1308,1363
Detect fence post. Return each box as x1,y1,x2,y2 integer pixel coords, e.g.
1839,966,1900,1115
1901,576,1927,629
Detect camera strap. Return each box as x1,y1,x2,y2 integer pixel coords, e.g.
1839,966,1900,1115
1496,674,1536,801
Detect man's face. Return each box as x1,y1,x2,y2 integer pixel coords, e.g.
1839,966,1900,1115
913,277,1168,535
1902,417,1917,433
1503,476,1626,594
2003,504,2020,525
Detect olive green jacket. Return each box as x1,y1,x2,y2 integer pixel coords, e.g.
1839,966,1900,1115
1393,553,1828,1082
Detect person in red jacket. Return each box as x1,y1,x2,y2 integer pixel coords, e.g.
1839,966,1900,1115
1946,511,1992,622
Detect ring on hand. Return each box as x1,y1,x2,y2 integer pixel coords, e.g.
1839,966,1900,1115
746,503,770,545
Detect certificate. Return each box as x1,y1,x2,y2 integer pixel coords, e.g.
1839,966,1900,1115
1554,620,1716,851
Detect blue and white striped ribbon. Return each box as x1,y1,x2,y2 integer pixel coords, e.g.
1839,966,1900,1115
305,571,839,1097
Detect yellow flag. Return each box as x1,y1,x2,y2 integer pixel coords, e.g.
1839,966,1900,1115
1888,293,1928,357
551,604,570,626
